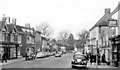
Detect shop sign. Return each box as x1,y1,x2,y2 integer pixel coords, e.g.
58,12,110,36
109,20,117,27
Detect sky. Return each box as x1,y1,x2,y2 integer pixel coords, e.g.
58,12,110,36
0,0,119,39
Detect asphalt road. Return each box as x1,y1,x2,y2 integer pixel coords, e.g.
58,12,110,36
2,53,119,70
3,53,73,68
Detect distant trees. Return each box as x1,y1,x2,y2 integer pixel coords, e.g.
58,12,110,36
57,30,70,40
35,22,54,52
67,33,75,50
76,29,89,48
36,22,54,38
57,30,75,50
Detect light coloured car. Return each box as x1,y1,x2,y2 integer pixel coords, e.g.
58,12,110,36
36,52,45,58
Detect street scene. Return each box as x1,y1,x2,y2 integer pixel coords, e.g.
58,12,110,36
0,0,120,70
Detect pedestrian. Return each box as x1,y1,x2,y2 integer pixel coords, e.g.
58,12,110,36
102,53,106,65
2,51,7,63
86,53,89,61
90,53,93,65
98,53,101,65
93,54,96,65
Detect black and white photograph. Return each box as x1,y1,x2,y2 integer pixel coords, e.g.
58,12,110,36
0,0,120,70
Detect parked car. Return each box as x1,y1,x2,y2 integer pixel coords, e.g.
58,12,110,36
36,52,45,58
55,52,62,57
71,52,87,68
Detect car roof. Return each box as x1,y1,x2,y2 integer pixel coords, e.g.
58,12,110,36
74,52,83,55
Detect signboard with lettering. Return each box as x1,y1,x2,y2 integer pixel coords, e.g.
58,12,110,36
109,20,117,27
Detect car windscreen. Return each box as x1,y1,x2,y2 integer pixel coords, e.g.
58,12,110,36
73,55,85,59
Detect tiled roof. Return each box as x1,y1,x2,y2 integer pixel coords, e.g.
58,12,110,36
0,21,5,31
16,25,25,32
89,14,111,31
7,24,14,32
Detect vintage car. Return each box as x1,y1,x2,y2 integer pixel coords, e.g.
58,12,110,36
55,52,62,57
36,52,46,58
71,52,87,68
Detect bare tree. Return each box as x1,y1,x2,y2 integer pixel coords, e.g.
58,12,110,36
67,33,75,50
36,22,54,38
57,30,70,40
76,29,89,48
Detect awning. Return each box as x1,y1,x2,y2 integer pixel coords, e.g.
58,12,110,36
0,41,19,45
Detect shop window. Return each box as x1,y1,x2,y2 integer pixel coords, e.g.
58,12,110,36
0,47,4,60
10,47,16,58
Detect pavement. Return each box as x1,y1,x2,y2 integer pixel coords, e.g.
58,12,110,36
0,56,24,67
87,62,117,68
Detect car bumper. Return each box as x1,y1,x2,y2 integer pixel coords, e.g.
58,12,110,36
36,56,45,58
71,61,87,67
72,64,86,67
55,55,61,57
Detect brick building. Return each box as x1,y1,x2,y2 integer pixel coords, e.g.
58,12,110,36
0,15,36,59
0,15,19,60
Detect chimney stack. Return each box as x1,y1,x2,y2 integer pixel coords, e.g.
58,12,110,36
25,23,30,28
105,8,111,14
12,18,16,25
6,17,10,23
2,14,6,23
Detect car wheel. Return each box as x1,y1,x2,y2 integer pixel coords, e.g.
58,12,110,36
72,65,75,68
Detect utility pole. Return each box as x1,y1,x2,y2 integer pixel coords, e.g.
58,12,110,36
117,1,120,67
96,40,98,70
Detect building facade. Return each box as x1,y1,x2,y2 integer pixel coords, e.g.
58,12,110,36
89,8,118,63
16,24,35,57
0,15,36,59
0,15,19,60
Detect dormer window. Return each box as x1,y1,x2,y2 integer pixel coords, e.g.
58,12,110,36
12,28,17,34
2,25,7,32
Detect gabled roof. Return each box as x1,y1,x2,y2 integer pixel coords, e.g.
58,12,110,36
0,21,3,30
0,21,5,31
0,21,9,32
89,14,111,31
7,24,14,33
16,25,25,32
35,30,41,34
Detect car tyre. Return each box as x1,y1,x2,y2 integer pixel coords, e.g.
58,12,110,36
72,65,75,68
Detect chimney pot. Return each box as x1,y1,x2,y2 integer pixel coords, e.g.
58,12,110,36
12,18,16,25
105,8,111,14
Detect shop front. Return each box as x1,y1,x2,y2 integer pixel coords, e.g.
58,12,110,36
0,42,19,60
110,35,120,67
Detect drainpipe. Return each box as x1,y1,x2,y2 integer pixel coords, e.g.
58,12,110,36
117,1,120,67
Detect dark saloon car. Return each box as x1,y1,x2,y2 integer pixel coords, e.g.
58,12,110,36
55,52,62,57
71,52,87,68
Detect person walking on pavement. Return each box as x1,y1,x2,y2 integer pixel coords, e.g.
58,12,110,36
90,53,93,65
102,53,106,65
98,53,101,65
2,51,7,63
93,53,96,65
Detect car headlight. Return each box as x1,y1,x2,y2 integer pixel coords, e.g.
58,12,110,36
83,61,86,63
